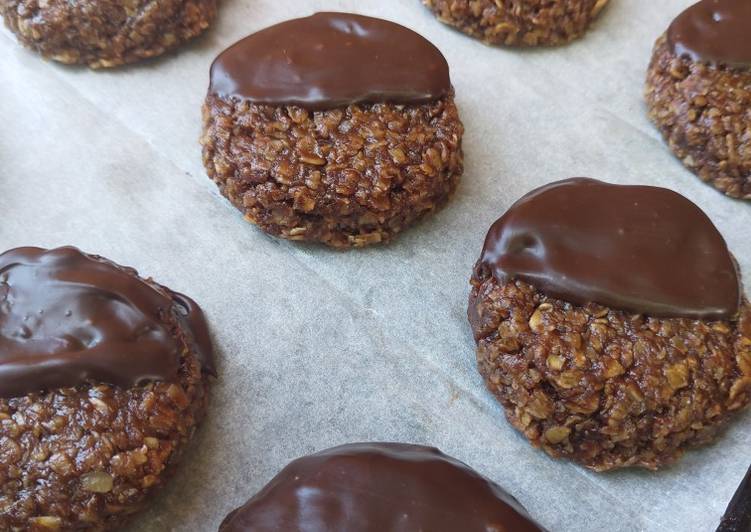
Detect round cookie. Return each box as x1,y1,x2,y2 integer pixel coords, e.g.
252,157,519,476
468,178,751,471
421,0,609,47
218,442,544,531
0,0,216,68
0,246,215,529
201,12,464,248
645,0,751,200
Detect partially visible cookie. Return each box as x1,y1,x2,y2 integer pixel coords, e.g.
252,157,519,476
201,12,464,248
645,0,751,200
0,246,215,530
469,179,751,471
0,0,216,68
218,442,545,531
422,0,609,46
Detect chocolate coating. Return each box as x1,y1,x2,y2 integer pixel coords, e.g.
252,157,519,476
209,12,451,111
476,178,740,320
172,290,214,370
0,246,214,399
218,442,544,532
668,0,751,68
717,464,751,531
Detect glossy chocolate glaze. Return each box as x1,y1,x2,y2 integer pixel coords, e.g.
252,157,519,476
172,290,214,372
717,464,751,532
475,178,740,320
218,442,544,532
668,0,751,68
209,12,451,111
0,247,215,399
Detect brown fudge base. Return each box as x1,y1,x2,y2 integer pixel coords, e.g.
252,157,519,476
468,272,751,472
0,0,216,68
422,0,608,47
201,94,464,248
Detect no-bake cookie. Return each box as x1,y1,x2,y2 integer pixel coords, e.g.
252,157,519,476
201,12,464,248
218,442,544,531
0,246,215,530
646,0,751,200
468,178,751,471
0,0,216,68
422,0,609,47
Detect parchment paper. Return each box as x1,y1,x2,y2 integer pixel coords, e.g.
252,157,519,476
1,1,750,530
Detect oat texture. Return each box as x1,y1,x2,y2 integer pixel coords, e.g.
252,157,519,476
201,94,464,248
422,0,608,47
468,271,751,472
646,35,751,200
0,0,216,68
0,291,211,530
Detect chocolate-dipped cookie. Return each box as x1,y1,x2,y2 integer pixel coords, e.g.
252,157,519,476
0,0,215,68
218,442,544,531
201,12,464,248
422,0,609,47
0,246,215,529
468,178,751,471
646,0,751,200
